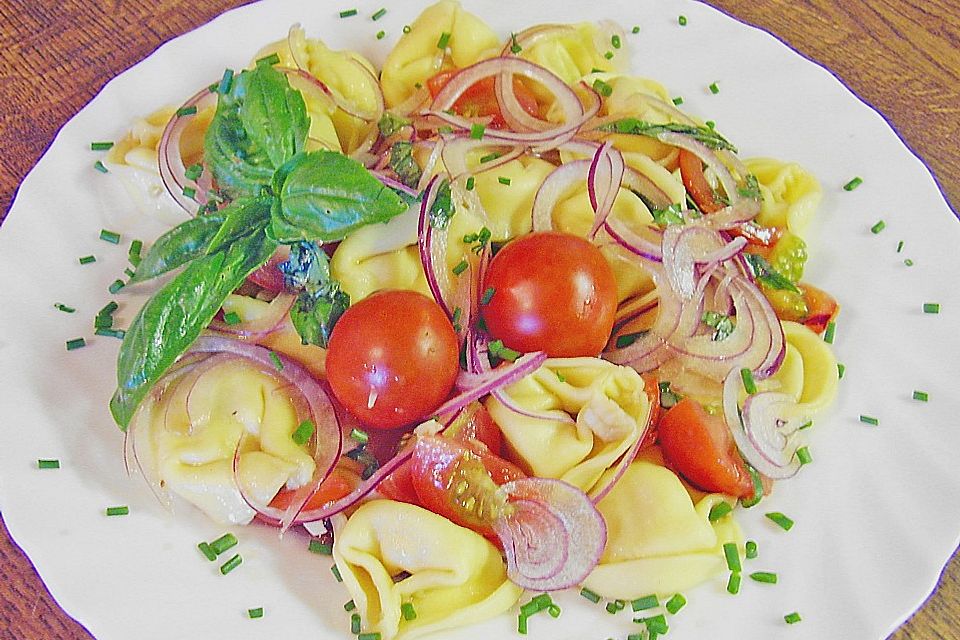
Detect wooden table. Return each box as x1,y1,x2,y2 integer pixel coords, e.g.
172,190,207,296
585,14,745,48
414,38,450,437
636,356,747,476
0,1,957,638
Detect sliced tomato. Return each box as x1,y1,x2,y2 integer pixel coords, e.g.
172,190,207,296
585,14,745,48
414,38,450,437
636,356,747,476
729,220,783,247
639,373,661,450
656,398,754,499
426,70,540,129
798,283,839,334
443,404,503,455
678,148,725,214
269,468,355,512
376,455,420,505
409,435,525,536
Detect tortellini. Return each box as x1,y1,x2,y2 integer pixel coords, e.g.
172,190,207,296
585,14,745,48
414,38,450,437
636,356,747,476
583,461,743,598
518,23,619,90
765,320,839,416
135,357,316,524
744,157,823,239
468,155,556,241
485,357,651,496
381,0,500,107
334,500,523,640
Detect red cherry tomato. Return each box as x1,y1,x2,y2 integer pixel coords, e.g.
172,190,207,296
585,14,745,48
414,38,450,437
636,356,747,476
326,290,460,429
427,70,540,129
268,468,355,512
798,283,839,335
678,148,725,214
657,398,754,499
482,231,618,357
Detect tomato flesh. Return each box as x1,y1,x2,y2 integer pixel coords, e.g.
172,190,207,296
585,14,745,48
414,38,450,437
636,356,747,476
427,70,540,129
482,231,618,357
325,290,459,429
269,468,354,512
657,398,754,498
678,148,725,214
798,283,839,334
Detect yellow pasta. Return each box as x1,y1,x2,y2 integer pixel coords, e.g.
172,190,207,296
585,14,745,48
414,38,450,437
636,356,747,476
745,157,823,239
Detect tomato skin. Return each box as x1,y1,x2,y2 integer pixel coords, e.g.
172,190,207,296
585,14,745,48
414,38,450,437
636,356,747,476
798,283,839,335
657,398,754,498
427,70,540,129
326,290,460,429
269,468,354,512
678,149,725,214
376,457,420,505
482,231,618,357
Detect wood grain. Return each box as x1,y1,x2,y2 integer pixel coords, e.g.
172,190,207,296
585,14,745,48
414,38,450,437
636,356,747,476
0,1,956,639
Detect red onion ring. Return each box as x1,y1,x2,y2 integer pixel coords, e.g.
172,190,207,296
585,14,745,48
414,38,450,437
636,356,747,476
207,293,295,340
157,86,218,215
586,142,625,239
435,351,548,418
531,159,589,231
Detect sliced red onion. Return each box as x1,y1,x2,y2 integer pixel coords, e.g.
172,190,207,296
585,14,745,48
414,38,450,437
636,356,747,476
722,370,806,479
614,289,659,329
586,142,625,239
434,351,547,418
157,86,218,215
440,136,526,180
621,165,674,210
531,159,590,232
417,137,445,192
371,171,420,198
493,478,606,590
704,198,763,230
207,293,295,340
604,266,679,372
602,216,663,262
657,131,739,204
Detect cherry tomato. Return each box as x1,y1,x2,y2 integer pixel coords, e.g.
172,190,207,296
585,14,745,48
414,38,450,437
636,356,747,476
482,231,618,357
427,70,540,129
798,283,839,335
326,290,459,429
268,468,355,512
376,456,420,505
409,435,525,536
678,148,725,214
657,398,754,498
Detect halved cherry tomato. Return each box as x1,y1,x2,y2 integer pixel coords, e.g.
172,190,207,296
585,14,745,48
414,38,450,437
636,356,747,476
482,231,618,357
326,290,459,429
410,435,525,536
798,283,839,335
729,220,782,247
269,468,355,512
376,456,420,505
427,69,540,129
656,398,754,499
678,148,725,214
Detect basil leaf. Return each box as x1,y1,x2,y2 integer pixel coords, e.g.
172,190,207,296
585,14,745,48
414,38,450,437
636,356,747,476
743,252,801,294
110,198,276,428
429,179,455,229
650,203,685,226
388,141,422,188
280,242,349,348
702,310,736,341
206,197,279,255
128,213,226,284
239,63,309,170
378,112,411,138
270,150,407,243
599,118,737,152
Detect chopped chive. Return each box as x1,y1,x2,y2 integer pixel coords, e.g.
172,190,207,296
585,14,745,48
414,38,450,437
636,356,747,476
796,446,812,465
108,279,125,294
210,532,238,555
870,220,886,234
452,259,469,276
726,571,742,594
547,604,561,618
605,602,619,614
488,339,520,362
604,51,614,60
615,332,646,348
123,267,135,278
913,390,929,402
843,176,863,191
452,307,463,333
54,303,76,313
372,7,387,20
784,612,802,624
665,593,686,615
105,506,129,516
95,315,113,329
182,186,197,200
94,160,108,174
896,240,904,253
630,594,658,611
749,571,778,584
672,96,684,105
723,542,741,572
498,176,512,186
740,367,757,394
376,30,386,40
611,34,621,49
219,554,242,574
823,321,836,344
403,25,411,34
309,539,333,555
66,338,86,351
765,512,795,531
437,31,451,49
904,258,915,266
632,26,640,34
479,152,501,164
344,600,356,612
292,419,316,446
517,613,529,634
99,229,121,244
357,634,381,640
95,328,125,339
184,164,203,181
465,176,475,191
222,311,242,326
37,459,60,469
640,614,669,634
470,123,486,139
923,302,941,314
218,68,235,94
709,82,720,94
99,301,119,317
176,105,198,117
269,351,284,371
197,541,217,561
592,78,613,97
255,52,280,67
481,286,495,305
705,120,716,129
79,254,96,265
248,607,264,619
678,15,688,25
90,141,114,151
580,587,601,604
401,602,417,621
837,363,846,379
331,563,343,582
745,540,758,559
350,428,370,445
798,419,813,430
351,613,361,634
339,8,358,18
859,414,879,426
510,33,522,54
709,501,733,522
627,636,643,640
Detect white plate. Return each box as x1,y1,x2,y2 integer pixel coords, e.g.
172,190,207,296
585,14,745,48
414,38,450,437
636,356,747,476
2,1,958,639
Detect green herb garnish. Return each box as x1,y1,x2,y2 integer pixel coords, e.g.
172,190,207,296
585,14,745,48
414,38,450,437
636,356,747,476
743,253,800,293
598,118,736,152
